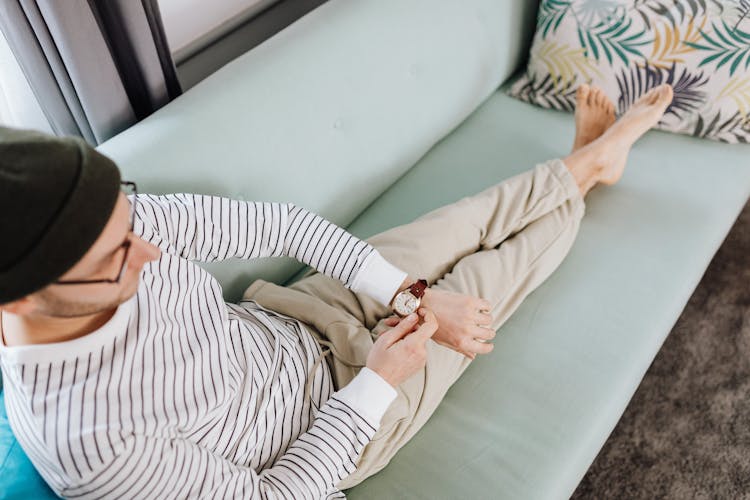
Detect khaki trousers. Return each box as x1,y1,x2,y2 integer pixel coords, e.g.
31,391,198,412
241,157,586,490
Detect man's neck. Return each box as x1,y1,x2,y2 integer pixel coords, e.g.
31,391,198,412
0,308,118,347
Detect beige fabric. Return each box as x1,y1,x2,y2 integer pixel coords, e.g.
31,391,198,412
242,157,586,489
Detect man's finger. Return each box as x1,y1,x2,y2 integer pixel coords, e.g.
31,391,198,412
435,338,475,361
379,313,419,345
477,298,492,313
471,325,496,341
474,311,494,327
413,308,438,340
382,316,400,327
419,307,438,326
470,338,494,355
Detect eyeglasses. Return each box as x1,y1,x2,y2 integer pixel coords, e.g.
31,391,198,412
54,181,138,286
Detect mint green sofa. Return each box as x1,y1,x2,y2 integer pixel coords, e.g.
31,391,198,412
3,0,750,498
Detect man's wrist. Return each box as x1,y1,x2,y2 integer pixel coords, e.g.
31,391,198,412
389,276,416,306
388,277,434,312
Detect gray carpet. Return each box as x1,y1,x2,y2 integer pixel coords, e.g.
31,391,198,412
571,198,750,500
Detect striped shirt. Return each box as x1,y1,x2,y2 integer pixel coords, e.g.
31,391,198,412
0,193,408,499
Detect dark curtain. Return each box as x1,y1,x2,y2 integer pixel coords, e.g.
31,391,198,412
0,0,182,145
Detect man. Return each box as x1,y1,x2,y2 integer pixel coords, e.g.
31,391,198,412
0,83,673,499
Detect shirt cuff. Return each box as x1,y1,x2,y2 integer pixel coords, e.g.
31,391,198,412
334,367,398,427
350,250,408,307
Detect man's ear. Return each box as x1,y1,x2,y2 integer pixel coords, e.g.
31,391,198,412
0,296,37,316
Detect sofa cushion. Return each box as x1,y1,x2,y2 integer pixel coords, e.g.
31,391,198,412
0,391,58,500
97,0,540,303
320,83,750,498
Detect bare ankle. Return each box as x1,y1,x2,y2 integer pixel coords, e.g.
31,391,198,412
578,175,598,197
562,146,603,196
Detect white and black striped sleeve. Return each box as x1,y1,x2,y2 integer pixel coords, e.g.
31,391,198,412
132,194,407,306
58,371,396,500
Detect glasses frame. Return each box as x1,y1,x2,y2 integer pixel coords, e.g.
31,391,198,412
54,181,138,286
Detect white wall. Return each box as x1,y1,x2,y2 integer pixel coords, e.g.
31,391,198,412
158,0,277,61
0,28,52,132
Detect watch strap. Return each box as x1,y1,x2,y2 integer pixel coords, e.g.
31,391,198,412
408,279,428,299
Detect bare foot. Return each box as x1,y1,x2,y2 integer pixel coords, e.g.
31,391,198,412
563,84,673,196
572,84,616,152
592,84,673,185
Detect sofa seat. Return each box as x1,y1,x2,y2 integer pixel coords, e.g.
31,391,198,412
300,82,750,499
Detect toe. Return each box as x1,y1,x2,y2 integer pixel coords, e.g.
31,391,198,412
587,89,595,106
595,90,605,108
660,84,674,104
635,88,652,107
635,87,656,106
648,85,667,105
577,84,590,105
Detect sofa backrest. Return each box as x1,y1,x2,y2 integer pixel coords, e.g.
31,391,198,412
97,0,540,302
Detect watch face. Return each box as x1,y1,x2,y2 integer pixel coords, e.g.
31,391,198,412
394,292,419,315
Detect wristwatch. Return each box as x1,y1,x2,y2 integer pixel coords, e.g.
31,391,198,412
391,279,429,317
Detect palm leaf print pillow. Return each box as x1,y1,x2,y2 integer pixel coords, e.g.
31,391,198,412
508,0,750,143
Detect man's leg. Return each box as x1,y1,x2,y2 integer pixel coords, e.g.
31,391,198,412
333,157,586,488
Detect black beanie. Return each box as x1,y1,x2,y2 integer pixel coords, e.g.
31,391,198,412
0,126,122,304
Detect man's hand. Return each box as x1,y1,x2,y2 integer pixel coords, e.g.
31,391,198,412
400,288,495,360
366,308,438,387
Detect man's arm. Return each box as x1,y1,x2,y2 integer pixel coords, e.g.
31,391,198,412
58,368,395,500
132,193,408,306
